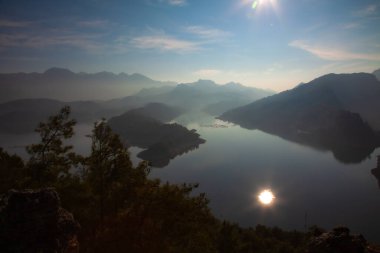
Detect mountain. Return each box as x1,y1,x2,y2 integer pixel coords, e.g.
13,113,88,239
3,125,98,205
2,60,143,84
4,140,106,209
373,68,380,81
0,99,109,133
0,79,262,134
125,103,183,122
220,73,380,163
0,68,176,102
139,79,274,115
135,86,175,97
0,97,148,134
0,75,273,134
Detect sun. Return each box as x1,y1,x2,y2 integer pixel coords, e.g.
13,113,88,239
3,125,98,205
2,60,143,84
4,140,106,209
249,0,280,13
258,189,275,205
251,0,268,9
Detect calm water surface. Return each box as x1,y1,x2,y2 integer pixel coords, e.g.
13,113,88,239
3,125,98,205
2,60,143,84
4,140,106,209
1,120,379,242
150,119,380,243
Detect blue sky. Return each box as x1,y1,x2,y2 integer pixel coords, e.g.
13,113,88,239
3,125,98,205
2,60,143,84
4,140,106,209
0,0,379,91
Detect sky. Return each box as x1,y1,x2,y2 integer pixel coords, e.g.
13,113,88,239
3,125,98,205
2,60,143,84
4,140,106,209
0,0,380,91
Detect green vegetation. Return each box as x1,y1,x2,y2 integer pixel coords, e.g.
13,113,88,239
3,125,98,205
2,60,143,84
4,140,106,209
0,106,314,252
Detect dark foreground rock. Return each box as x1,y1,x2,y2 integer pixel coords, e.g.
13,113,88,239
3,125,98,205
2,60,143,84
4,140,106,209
0,188,80,253
307,226,379,253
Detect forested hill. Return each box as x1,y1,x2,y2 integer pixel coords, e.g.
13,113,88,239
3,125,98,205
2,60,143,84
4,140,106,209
220,73,380,163
108,105,204,167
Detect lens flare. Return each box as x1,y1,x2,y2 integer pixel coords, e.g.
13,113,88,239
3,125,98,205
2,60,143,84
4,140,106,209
258,189,275,205
252,0,259,9
247,0,281,16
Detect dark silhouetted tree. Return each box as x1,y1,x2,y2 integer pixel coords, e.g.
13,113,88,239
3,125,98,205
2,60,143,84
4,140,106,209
25,106,78,187
80,119,150,244
0,148,25,194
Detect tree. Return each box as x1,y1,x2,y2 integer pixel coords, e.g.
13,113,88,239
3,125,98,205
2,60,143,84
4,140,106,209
84,120,149,225
25,106,78,187
81,120,220,253
0,148,25,194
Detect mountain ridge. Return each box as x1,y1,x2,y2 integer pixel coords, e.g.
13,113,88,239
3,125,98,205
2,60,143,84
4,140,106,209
0,67,176,102
220,72,380,163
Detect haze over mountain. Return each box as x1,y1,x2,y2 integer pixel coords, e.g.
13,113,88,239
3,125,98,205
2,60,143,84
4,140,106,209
220,72,380,163
0,99,107,133
136,79,274,114
0,68,176,102
0,75,272,134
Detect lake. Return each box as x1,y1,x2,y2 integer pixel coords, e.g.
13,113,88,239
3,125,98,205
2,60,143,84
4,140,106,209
1,117,380,242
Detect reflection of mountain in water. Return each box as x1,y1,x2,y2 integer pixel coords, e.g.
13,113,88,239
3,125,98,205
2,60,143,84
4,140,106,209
257,110,378,164
108,103,205,168
221,73,380,164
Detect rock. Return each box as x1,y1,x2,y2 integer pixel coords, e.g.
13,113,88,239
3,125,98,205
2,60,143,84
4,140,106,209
0,188,80,253
307,226,367,253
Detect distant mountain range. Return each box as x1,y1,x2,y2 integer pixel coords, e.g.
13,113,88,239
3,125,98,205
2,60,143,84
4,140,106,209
134,79,274,115
220,72,380,163
1,67,379,164
0,68,176,102
0,77,272,133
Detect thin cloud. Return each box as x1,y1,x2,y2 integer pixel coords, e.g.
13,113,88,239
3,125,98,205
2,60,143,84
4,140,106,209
342,22,361,30
0,32,105,53
129,26,231,54
0,18,129,55
0,19,32,28
353,4,378,17
77,20,112,29
289,40,380,61
193,69,222,77
159,0,187,6
130,35,199,52
186,26,232,40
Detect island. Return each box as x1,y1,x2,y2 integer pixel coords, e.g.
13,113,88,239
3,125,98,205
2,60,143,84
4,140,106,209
108,104,205,167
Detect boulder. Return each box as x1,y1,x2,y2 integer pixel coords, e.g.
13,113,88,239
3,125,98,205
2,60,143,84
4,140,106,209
0,188,80,253
308,226,366,253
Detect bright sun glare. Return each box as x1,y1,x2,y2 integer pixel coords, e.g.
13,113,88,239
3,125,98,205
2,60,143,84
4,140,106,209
250,0,279,13
252,0,259,9
252,0,268,9
258,189,275,205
